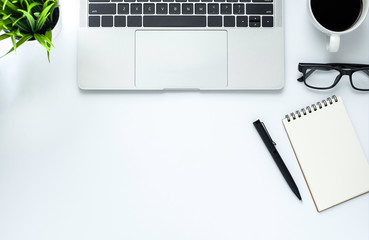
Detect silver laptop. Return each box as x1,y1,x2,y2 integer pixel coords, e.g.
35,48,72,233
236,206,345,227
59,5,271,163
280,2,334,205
78,0,284,90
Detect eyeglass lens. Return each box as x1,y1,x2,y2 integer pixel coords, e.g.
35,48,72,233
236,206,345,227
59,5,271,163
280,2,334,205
351,70,369,90
304,68,369,90
304,68,340,89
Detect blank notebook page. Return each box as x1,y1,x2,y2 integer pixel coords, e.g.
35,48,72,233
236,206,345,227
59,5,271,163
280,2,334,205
282,96,369,212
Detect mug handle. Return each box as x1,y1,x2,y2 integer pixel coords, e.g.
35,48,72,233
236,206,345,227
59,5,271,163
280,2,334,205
327,34,340,52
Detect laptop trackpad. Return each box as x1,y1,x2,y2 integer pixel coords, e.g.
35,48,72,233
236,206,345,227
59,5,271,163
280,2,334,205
135,31,228,89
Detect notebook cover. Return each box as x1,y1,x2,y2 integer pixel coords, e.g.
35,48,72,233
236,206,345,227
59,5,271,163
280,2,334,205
282,96,369,212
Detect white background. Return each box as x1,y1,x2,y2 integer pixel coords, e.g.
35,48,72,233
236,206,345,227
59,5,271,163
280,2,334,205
1,0,369,239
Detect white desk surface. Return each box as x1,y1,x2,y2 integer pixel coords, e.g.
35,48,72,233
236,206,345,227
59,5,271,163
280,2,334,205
1,1,369,239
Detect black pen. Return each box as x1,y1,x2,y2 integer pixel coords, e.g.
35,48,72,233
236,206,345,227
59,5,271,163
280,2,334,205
253,119,302,201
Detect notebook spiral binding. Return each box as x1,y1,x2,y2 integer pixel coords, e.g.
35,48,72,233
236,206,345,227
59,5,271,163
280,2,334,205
285,95,338,122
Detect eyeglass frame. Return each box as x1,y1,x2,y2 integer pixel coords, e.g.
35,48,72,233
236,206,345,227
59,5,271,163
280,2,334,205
297,63,369,91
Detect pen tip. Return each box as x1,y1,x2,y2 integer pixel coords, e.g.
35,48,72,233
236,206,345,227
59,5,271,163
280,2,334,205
297,193,302,201
294,190,302,201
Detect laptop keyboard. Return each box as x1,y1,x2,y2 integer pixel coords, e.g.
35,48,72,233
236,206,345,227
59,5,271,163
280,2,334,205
88,0,274,27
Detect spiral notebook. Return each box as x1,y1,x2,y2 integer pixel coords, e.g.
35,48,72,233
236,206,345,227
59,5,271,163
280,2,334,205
282,96,369,212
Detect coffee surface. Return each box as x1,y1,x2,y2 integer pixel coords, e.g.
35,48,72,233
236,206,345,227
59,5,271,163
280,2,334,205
311,0,362,32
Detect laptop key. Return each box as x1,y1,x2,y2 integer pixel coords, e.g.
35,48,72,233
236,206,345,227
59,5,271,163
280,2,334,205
102,16,113,27
195,3,206,14
221,4,232,14
169,3,181,14
89,4,116,14
182,4,194,14
246,4,273,14
262,16,273,27
237,16,248,27
127,16,142,27
249,21,260,27
89,16,100,27
131,4,143,14
115,16,126,27
208,16,222,27
143,16,206,27
89,0,110,2
233,4,244,14
249,16,260,22
118,3,129,14
144,3,155,14
208,4,219,14
156,3,168,14
224,16,235,27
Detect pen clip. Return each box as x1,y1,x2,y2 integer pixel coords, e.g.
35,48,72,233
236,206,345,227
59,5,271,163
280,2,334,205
261,121,276,146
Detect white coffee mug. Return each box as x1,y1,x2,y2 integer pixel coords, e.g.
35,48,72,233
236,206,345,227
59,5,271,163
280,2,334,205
307,0,369,52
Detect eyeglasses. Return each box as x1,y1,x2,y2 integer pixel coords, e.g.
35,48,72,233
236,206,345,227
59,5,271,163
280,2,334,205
298,63,369,91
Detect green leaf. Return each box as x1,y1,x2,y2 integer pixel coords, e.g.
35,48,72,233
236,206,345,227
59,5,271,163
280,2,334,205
35,11,49,31
34,32,49,50
1,34,32,57
0,33,10,40
27,2,41,14
44,29,53,47
48,2,58,22
10,33,16,53
2,13,11,20
2,0,18,12
43,0,54,10
34,32,53,62
17,9,35,32
11,16,31,32
35,2,53,31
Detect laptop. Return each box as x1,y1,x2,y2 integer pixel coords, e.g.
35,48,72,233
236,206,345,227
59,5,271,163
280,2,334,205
78,0,284,90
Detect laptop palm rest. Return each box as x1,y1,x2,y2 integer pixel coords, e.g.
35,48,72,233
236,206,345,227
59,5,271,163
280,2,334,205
135,30,228,89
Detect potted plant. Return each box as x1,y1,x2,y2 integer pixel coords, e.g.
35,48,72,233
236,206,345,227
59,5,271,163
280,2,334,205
0,0,60,61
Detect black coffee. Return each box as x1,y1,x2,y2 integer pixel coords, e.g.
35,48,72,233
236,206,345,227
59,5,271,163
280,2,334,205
311,0,362,32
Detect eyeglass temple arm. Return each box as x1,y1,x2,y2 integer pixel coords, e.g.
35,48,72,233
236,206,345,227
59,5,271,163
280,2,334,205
298,69,316,82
